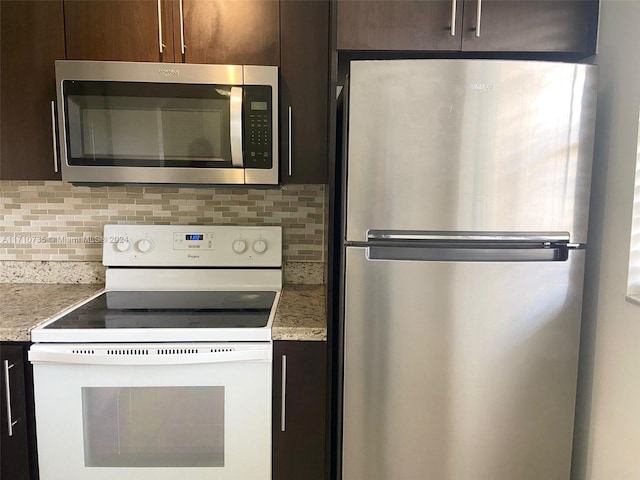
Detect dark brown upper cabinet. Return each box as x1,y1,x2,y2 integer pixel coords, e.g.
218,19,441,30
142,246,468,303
64,0,176,62
0,0,66,180
337,0,463,51
178,0,279,65
280,0,330,184
64,0,279,65
460,0,599,53
336,0,598,56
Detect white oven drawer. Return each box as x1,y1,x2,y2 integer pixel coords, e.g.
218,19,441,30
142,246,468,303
30,342,272,480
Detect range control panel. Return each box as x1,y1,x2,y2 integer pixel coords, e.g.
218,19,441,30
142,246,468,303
102,225,282,267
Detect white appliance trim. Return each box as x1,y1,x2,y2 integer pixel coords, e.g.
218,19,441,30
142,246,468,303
30,289,279,343
104,268,283,291
29,342,272,366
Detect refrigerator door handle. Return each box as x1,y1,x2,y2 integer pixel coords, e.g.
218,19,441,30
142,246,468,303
367,230,571,243
367,243,571,262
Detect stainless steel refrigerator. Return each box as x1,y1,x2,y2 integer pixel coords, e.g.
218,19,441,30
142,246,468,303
336,59,598,480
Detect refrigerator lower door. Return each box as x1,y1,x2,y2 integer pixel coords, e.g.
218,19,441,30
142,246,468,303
342,246,585,480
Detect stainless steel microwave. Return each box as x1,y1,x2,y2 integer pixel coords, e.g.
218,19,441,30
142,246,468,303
54,60,278,186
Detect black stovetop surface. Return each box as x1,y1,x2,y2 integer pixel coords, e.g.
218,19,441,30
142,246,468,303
44,290,277,330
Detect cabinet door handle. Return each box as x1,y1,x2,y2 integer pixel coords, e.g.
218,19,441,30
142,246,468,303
475,0,482,37
50,101,59,173
4,360,18,437
280,354,287,432
157,0,165,54
450,0,457,36
288,106,293,177
179,0,186,55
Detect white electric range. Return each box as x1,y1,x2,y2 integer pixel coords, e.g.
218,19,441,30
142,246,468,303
29,225,281,480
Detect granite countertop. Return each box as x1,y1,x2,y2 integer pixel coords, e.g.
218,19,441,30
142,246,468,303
0,283,327,343
272,285,327,341
0,283,104,342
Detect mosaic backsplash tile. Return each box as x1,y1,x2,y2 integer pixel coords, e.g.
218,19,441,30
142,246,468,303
0,181,325,263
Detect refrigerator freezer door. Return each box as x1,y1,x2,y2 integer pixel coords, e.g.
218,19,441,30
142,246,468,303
344,60,598,243
342,247,585,480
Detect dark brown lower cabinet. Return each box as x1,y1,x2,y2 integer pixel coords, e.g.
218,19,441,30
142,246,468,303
273,341,326,480
0,343,32,480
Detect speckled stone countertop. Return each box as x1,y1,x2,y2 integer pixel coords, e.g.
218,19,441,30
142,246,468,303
0,283,327,343
0,284,104,342
272,285,327,341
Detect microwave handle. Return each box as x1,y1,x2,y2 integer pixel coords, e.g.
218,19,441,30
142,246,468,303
230,86,243,168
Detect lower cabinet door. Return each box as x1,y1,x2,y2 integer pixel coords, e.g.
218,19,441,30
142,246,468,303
1,344,31,480
273,341,326,480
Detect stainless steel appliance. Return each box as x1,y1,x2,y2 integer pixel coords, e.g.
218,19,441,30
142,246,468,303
54,61,278,186
30,225,282,480
336,59,598,480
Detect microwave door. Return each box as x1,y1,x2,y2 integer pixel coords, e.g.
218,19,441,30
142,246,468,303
62,84,236,166
230,86,243,168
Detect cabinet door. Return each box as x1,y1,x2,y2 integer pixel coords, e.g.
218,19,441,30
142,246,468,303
273,341,326,480
280,0,329,184
461,0,599,54
178,0,279,65
336,0,463,51
0,345,30,480
64,0,176,62
0,0,65,180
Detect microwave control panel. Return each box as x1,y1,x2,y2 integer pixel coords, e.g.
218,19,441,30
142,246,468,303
243,86,272,169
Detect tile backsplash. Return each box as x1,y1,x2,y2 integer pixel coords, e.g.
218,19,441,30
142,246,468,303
0,181,325,263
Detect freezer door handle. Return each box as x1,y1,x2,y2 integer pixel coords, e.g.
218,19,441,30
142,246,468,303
367,243,570,262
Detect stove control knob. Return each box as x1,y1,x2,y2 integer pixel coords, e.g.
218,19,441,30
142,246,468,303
253,239,268,254
135,238,154,253
232,239,247,254
114,239,132,252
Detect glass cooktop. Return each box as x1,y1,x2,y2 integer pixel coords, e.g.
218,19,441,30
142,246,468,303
44,291,277,330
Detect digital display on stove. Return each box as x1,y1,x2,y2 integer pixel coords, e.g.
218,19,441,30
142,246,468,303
185,234,204,241
43,291,277,330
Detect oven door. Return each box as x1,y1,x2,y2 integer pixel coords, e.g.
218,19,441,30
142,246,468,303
29,342,272,480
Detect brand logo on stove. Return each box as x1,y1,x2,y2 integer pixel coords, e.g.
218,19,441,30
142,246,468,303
159,68,180,77
187,254,200,259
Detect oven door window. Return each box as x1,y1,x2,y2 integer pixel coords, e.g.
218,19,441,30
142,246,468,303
82,386,224,468
63,81,234,168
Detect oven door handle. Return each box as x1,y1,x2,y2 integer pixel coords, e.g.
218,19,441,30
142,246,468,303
28,348,271,366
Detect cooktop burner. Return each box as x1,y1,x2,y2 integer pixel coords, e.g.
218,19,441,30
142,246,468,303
44,291,277,330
